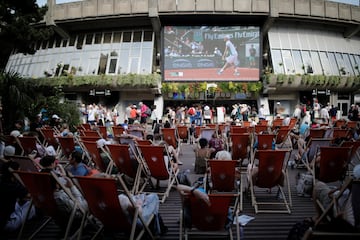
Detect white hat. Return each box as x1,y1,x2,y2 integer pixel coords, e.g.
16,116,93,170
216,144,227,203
354,164,360,179
204,106,210,111
4,145,15,156
10,130,21,138
277,102,281,105
52,114,60,119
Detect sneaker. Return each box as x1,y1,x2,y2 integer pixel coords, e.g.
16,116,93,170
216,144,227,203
177,161,183,165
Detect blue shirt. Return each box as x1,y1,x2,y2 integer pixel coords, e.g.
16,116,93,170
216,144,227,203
70,163,89,176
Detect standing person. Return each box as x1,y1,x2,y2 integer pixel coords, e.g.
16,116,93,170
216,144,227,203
203,105,212,125
139,102,149,125
258,104,266,121
313,98,320,120
217,35,240,76
124,103,132,123
87,104,96,125
248,44,257,68
329,105,337,124
128,105,138,124
150,105,158,130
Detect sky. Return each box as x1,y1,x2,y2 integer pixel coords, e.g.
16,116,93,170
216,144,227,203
36,0,359,7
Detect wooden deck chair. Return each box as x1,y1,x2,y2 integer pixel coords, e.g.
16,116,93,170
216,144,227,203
178,192,240,240
332,128,350,140
97,126,108,139
254,125,269,134
256,133,276,150
346,121,357,129
40,128,59,152
161,128,180,149
288,118,298,130
80,140,112,174
17,136,45,156
242,121,251,128
230,133,251,163
136,145,179,203
205,123,217,129
275,128,292,148
303,179,360,239
176,125,190,144
79,135,102,142
272,118,283,128
13,171,86,240
57,136,76,161
249,149,292,214
334,119,347,128
73,175,155,240
230,126,248,134
135,139,153,146
309,128,326,139
194,126,205,139
341,141,360,166
106,144,147,194
300,138,332,172
199,127,216,143
315,146,352,184
8,155,41,172
127,128,145,139
81,130,102,138
112,125,125,140
258,119,268,126
80,123,91,130
207,159,243,212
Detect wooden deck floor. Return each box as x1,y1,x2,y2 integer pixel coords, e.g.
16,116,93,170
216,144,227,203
4,144,316,240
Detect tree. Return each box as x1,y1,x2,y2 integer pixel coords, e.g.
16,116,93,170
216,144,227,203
0,0,53,69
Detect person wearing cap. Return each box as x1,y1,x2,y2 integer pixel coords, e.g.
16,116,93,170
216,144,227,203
203,105,212,124
50,114,61,129
128,104,138,124
258,104,266,120
217,34,240,76
139,102,150,125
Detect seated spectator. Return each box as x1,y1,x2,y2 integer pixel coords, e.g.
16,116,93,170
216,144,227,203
194,138,214,174
312,164,360,227
0,161,36,233
208,132,224,159
214,150,232,160
68,150,89,176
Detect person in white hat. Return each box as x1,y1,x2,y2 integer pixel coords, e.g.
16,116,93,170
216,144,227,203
203,105,212,124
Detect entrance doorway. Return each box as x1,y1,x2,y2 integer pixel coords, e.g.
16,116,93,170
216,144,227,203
337,100,349,118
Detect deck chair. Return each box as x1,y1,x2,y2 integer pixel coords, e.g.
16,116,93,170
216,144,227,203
82,130,102,138
80,140,112,174
249,149,292,214
40,128,59,152
136,145,179,203
127,128,145,139
334,119,347,128
309,128,326,139
135,139,153,146
74,175,155,240
178,192,240,240
112,125,125,141
161,128,180,149
341,141,360,166
199,128,216,143
346,121,357,129
57,136,76,161
230,133,251,163
97,126,108,139
315,146,352,184
230,126,248,134
79,135,102,142
301,138,332,172
13,170,86,240
254,125,269,134
8,155,40,172
207,159,243,212
303,179,360,239
176,125,190,144
332,128,350,140
272,118,283,128
255,133,276,150
16,136,40,156
80,123,91,130
275,128,292,148
288,118,298,130
106,144,147,194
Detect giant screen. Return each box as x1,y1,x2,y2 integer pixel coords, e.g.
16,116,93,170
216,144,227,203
163,26,260,82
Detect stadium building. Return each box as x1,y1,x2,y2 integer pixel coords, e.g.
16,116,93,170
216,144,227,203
5,0,360,121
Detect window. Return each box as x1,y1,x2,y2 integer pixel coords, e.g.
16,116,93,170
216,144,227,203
69,36,76,46
62,39,68,47
335,53,346,75
85,34,93,44
282,50,295,74
108,51,118,74
310,51,322,75
301,51,313,74
133,31,142,42
342,53,355,75
327,52,339,75
292,50,304,74
113,32,122,43
319,52,332,75
123,32,132,42
77,34,84,49
103,33,112,43
143,31,152,41
271,49,284,74
94,33,102,44
98,53,108,74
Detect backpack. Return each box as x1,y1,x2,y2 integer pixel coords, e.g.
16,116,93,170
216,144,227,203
188,107,195,116
145,107,152,116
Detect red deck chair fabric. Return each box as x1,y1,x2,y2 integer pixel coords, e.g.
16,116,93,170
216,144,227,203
137,145,178,203
97,126,107,139
254,125,268,134
40,128,59,149
309,128,326,139
111,126,125,140
346,121,357,129
176,125,189,143
81,130,101,138
74,175,154,240
79,136,102,142
249,149,291,213
275,128,292,148
334,119,347,128
256,134,276,150
127,129,145,139
207,159,242,211
80,140,108,173
17,136,43,156
258,120,269,126
106,144,146,194
57,136,76,160
302,138,332,171
13,171,81,240
194,126,205,138
230,133,251,162
341,141,360,165
230,126,248,134
80,123,91,130
272,118,283,128
316,146,352,183
179,193,239,239
161,128,179,149
288,118,297,129
135,139,153,146
8,156,40,172
332,128,350,140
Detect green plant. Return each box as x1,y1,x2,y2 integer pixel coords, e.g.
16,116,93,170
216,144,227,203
276,74,286,84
